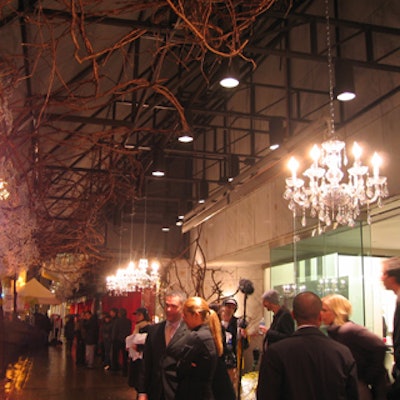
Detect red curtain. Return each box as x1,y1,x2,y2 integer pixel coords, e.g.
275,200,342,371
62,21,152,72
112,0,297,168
69,299,93,315
68,290,156,331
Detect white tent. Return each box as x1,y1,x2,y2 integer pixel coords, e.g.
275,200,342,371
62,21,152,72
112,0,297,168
18,278,60,305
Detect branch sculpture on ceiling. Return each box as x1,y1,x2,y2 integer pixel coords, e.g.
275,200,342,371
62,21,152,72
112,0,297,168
0,0,280,271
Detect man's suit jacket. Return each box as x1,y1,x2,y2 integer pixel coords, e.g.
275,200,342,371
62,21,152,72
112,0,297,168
256,326,359,400
393,301,400,370
137,320,189,400
263,306,294,351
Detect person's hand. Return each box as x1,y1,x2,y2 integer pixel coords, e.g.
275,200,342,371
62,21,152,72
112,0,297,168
138,394,148,400
239,327,247,338
258,324,268,334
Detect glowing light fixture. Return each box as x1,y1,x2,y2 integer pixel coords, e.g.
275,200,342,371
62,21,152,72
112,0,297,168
228,154,240,182
0,179,10,200
269,118,285,150
178,132,194,143
106,197,159,294
106,260,160,294
283,0,388,229
198,180,209,204
335,60,356,102
219,59,240,88
152,148,166,177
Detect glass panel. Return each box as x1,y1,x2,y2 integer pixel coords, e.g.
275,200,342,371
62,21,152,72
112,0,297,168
270,197,400,378
269,221,386,333
271,196,400,339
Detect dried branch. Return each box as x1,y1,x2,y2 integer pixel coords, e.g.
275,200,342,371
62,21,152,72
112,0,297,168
0,0,277,285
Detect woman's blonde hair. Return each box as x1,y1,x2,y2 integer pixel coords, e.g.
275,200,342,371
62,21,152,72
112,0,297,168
184,296,223,356
322,294,352,326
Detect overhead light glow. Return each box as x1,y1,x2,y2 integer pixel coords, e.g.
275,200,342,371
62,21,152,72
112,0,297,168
219,77,239,88
178,134,194,143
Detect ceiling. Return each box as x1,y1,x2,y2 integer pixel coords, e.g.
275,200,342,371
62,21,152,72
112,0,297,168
0,0,399,267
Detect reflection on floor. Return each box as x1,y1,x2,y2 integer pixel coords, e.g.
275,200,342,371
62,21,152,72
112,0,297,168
0,346,136,400
2,356,33,396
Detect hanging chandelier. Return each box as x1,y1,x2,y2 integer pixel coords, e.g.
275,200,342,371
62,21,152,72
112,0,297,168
106,260,160,295
0,178,10,200
106,195,160,295
283,0,388,229
0,158,10,200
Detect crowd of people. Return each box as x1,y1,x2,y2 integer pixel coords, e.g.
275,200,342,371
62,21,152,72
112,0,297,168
61,291,243,399
256,256,400,400
122,256,399,400
134,257,400,400
8,256,396,400
65,307,132,373
136,290,237,400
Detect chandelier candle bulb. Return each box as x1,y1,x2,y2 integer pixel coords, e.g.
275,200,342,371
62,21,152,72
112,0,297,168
139,258,148,271
352,142,362,162
151,261,159,274
372,153,381,179
288,157,299,181
310,145,321,166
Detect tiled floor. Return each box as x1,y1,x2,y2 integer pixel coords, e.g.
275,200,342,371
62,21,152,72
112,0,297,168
1,346,136,400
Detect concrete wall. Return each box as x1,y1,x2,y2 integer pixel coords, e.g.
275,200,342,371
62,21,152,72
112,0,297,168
183,0,400,372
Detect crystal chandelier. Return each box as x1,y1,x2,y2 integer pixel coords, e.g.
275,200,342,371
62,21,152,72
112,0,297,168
106,260,160,295
0,178,10,200
106,196,160,295
283,0,388,229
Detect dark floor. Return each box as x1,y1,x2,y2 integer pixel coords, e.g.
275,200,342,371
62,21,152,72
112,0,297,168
1,345,136,400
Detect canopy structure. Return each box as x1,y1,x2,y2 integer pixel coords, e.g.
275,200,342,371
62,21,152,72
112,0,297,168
18,278,61,305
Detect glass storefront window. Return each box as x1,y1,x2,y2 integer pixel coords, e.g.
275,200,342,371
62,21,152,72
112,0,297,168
269,218,398,339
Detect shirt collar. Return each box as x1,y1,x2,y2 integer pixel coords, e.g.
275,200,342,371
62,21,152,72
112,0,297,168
296,324,319,330
166,320,181,329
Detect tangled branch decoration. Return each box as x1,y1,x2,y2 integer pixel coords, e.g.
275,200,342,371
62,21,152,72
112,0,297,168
0,1,277,286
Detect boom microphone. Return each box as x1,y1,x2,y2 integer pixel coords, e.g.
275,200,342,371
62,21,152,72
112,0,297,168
239,278,254,295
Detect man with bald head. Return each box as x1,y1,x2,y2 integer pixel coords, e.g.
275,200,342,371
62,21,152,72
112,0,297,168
256,291,359,400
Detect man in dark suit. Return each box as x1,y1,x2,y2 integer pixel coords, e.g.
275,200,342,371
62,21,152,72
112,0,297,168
256,291,359,400
381,256,400,399
137,290,189,400
111,308,132,375
259,289,294,353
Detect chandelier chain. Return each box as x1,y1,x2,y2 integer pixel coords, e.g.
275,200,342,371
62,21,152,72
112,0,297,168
143,195,147,258
130,199,134,259
325,0,335,137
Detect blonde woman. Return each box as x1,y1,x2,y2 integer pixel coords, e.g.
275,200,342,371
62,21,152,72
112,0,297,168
175,296,229,400
321,294,388,400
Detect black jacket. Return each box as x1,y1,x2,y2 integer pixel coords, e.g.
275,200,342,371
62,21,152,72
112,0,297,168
257,326,359,400
82,315,98,345
112,316,132,342
137,320,189,400
175,324,218,400
263,306,294,351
